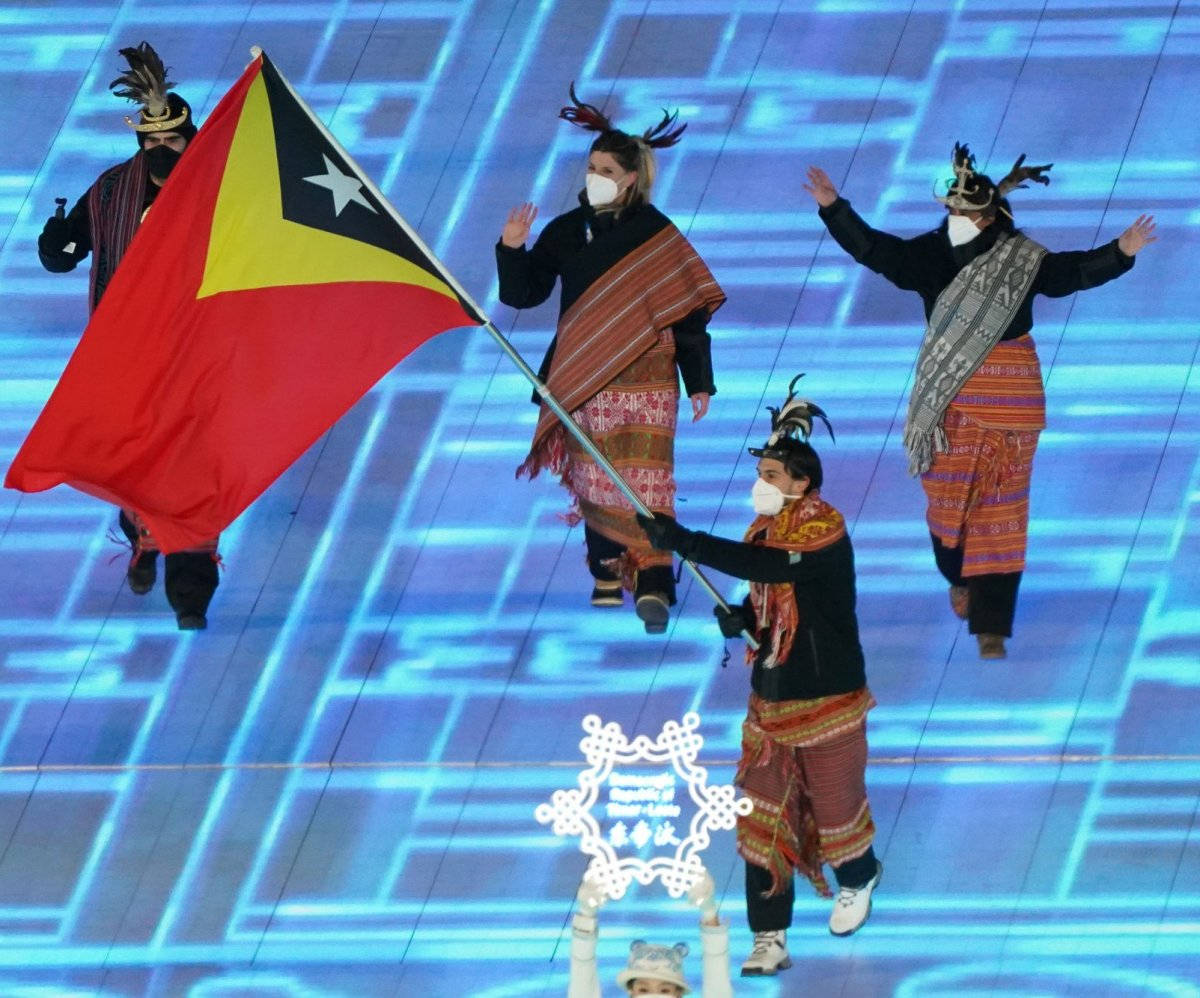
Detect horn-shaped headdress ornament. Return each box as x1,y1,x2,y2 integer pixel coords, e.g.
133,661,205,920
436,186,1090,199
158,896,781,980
559,82,687,148
934,142,1052,220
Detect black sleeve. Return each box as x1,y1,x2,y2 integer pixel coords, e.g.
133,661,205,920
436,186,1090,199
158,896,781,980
38,194,91,273
495,226,560,310
679,529,841,584
1034,239,1134,298
673,307,716,397
818,197,927,292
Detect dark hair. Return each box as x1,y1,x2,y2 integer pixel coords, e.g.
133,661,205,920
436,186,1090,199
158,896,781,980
590,130,640,174
763,438,823,494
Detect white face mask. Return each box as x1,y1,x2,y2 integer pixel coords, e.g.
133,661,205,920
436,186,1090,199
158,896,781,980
585,173,621,206
946,213,983,247
752,478,789,516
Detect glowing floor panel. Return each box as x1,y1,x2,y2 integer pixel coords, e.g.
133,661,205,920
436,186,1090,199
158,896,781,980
0,0,1197,995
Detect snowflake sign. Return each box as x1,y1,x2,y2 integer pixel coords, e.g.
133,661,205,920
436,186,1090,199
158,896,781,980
535,713,752,900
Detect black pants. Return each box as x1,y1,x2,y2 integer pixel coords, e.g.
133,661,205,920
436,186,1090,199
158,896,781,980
119,511,219,617
930,534,1020,637
745,846,879,932
585,524,675,603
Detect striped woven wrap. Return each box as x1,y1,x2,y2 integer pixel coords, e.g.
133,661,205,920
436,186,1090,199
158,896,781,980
920,335,1045,576
735,689,875,898
521,222,724,475
518,221,723,576
86,153,150,313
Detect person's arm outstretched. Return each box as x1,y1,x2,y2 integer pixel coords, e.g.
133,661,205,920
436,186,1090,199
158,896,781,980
1036,214,1156,297
804,166,927,292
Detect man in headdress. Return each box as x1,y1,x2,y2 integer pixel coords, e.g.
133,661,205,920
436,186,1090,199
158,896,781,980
637,383,881,977
497,86,725,635
805,146,1156,658
37,42,219,630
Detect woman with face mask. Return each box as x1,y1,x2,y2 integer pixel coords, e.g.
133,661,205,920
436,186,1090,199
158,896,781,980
637,388,881,977
496,87,725,635
35,42,220,631
804,144,1157,659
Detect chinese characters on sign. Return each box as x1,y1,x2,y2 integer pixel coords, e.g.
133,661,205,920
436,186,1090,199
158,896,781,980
535,713,752,900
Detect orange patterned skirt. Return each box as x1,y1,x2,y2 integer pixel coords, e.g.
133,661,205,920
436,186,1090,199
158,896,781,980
920,335,1045,577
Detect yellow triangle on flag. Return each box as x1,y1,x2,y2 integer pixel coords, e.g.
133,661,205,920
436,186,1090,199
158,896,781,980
197,73,455,302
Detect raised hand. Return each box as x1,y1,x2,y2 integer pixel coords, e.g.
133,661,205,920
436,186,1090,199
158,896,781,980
803,166,839,208
1117,214,1157,256
501,202,538,248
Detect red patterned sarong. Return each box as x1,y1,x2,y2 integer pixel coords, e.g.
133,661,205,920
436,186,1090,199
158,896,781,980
735,689,876,899
920,335,1044,577
564,331,678,575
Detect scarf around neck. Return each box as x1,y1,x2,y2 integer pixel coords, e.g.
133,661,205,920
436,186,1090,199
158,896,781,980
743,492,847,669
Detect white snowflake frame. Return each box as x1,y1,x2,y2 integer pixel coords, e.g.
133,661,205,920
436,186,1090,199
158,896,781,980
535,712,752,900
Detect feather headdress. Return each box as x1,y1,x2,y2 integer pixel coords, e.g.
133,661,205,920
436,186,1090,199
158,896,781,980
560,82,687,148
749,373,835,462
109,41,189,133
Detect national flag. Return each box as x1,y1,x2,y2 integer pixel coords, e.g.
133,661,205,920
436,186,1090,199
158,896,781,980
6,50,482,552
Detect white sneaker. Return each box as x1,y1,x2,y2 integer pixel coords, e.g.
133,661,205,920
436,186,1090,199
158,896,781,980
740,929,791,976
829,861,882,937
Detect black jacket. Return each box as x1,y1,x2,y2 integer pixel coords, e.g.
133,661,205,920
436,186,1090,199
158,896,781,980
679,526,866,702
495,200,716,400
818,197,1134,339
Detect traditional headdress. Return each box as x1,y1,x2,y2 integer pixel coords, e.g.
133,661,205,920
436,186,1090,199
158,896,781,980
933,142,1051,218
748,373,835,462
109,42,196,142
615,940,691,993
559,82,687,148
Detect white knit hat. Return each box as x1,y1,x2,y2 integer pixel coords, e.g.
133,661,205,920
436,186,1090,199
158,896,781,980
615,940,691,993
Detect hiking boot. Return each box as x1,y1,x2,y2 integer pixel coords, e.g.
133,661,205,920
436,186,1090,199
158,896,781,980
948,584,968,620
829,861,882,937
590,579,623,607
977,633,1007,659
635,592,670,634
740,929,791,976
126,551,157,595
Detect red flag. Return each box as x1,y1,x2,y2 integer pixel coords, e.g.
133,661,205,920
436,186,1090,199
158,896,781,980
6,51,480,552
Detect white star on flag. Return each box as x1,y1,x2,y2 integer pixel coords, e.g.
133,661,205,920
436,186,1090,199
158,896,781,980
303,154,378,217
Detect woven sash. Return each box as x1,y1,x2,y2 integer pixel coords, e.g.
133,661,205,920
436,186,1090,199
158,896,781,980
903,232,1046,475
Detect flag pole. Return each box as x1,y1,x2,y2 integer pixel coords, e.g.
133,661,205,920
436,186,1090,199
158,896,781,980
257,48,757,649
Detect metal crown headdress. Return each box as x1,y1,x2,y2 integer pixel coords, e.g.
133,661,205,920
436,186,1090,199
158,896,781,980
934,142,1052,216
109,41,188,133
749,373,835,460
559,82,687,148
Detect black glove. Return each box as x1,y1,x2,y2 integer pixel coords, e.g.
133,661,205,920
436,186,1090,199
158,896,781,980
635,511,692,553
713,603,752,639
38,213,72,256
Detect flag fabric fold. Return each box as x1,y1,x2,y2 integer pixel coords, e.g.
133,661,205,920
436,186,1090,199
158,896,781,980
6,51,480,552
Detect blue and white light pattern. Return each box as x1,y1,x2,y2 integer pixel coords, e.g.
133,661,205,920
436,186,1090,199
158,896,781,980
0,0,1197,994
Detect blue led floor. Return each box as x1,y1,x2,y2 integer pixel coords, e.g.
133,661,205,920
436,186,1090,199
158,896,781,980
0,1,1198,995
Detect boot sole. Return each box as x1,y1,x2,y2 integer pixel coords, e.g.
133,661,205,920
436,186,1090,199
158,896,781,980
635,595,669,634
740,957,792,977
